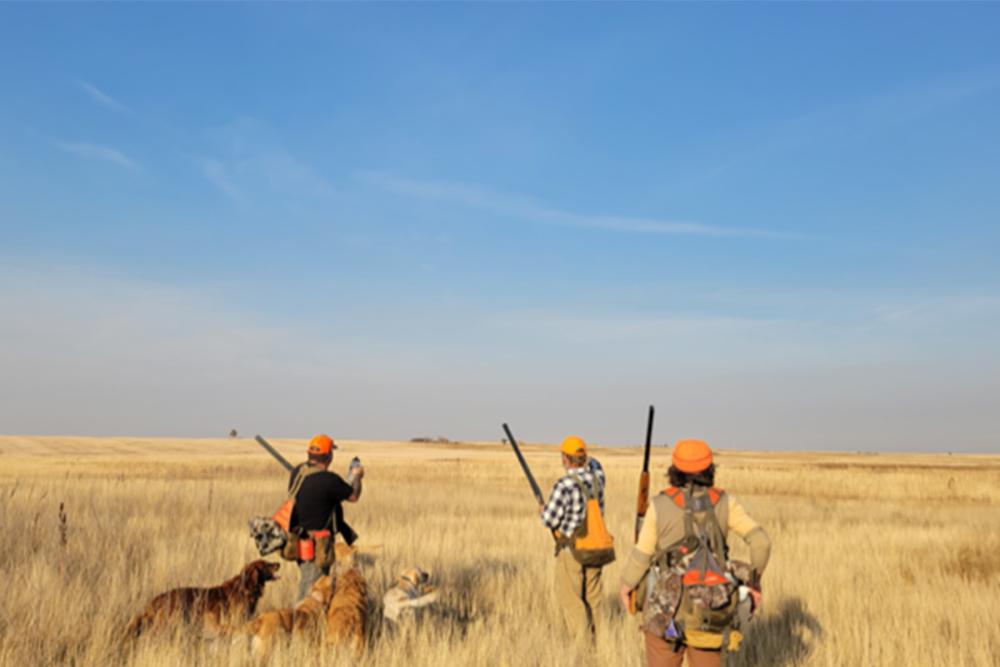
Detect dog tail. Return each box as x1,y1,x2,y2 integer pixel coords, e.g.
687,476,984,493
121,612,147,641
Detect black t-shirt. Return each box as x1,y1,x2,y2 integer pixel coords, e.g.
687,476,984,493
287,463,354,534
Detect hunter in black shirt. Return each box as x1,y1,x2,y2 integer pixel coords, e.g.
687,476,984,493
288,434,364,600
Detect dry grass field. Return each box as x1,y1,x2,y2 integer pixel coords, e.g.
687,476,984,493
0,435,998,667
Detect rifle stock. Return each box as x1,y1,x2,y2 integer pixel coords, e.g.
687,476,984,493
634,470,650,536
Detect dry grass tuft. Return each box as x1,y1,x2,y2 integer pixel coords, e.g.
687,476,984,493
948,543,1000,583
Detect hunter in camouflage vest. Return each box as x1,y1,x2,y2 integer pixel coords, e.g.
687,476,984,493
618,440,772,667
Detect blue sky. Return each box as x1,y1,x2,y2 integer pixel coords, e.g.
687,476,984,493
2,4,999,451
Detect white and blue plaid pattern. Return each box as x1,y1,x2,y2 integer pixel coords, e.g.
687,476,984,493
541,458,606,536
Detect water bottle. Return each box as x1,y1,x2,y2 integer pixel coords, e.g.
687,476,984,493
346,456,361,483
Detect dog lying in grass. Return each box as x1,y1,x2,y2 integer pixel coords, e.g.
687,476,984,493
382,567,439,625
325,567,369,655
234,573,335,661
123,560,280,639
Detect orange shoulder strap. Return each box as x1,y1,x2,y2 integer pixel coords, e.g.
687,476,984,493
664,486,725,508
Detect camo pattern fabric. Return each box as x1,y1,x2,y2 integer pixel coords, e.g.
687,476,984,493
248,516,287,556
687,581,735,610
641,565,684,638
642,560,753,637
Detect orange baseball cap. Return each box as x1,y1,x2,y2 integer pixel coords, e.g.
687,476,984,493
307,434,337,456
672,439,713,473
560,435,587,456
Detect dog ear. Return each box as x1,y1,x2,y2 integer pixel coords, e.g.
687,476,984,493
243,563,262,588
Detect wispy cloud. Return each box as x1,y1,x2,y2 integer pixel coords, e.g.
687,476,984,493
199,150,337,205
362,172,801,239
76,79,131,114
54,141,138,171
194,118,340,206
199,158,246,203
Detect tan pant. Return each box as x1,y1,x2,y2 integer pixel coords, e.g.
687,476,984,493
554,548,603,636
644,631,722,667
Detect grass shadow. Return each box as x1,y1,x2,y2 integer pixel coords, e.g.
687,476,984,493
728,597,822,667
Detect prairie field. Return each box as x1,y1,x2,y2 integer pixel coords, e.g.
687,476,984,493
0,435,998,667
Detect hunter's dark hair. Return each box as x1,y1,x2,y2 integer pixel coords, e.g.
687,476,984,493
668,463,716,488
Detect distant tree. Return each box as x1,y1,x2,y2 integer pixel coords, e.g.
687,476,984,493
229,429,238,438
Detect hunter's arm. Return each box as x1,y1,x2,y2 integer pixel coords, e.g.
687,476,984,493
347,475,363,503
619,500,658,589
728,496,771,576
540,484,565,530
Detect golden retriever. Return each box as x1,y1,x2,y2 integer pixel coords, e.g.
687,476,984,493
382,567,439,624
325,567,368,655
124,560,279,639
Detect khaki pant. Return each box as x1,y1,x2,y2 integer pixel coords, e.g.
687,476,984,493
297,560,330,601
644,631,722,667
554,548,603,636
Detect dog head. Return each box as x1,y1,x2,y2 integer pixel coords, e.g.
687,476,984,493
334,543,356,566
398,567,432,594
248,517,287,556
241,559,281,591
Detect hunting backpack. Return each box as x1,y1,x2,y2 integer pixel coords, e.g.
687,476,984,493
641,485,751,650
567,475,616,567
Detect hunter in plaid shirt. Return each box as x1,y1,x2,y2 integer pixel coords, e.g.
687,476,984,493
541,457,606,537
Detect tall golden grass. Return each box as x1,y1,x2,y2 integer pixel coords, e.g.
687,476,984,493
0,436,998,666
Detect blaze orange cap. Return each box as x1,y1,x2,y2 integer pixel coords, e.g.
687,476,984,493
672,439,713,473
307,434,336,456
560,435,587,456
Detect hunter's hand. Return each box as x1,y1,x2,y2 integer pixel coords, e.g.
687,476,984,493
618,583,632,612
353,466,365,480
748,586,762,611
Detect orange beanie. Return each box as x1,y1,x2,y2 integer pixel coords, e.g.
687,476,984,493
672,439,713,473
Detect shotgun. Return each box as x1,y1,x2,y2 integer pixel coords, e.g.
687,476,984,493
252,434,359,545
629,405,655,614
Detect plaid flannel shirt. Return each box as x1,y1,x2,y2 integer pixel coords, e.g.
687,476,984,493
540,458,606,537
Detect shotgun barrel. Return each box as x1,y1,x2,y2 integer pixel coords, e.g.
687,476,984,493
254,435,294,472
502,423,545,505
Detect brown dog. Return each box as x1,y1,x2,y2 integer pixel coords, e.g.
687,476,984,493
325,567,368,655
124,560,280,639
237,574,335,660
